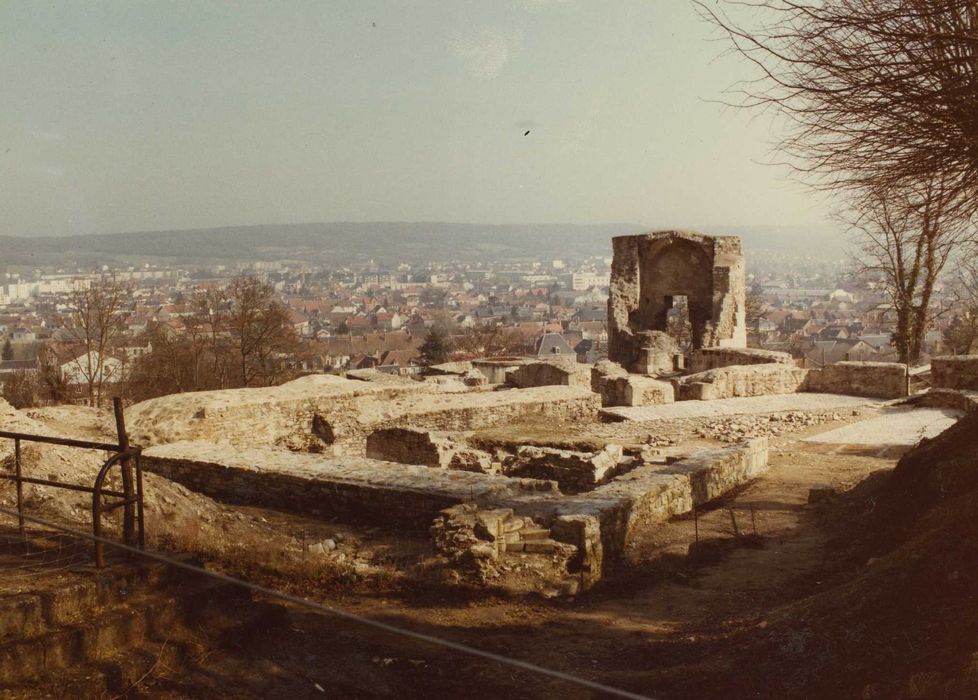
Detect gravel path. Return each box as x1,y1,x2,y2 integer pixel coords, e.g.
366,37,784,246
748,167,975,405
600,393,876,422
804,407,962,446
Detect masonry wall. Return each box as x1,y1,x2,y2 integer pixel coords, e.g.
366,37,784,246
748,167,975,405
673,364,809,400
506,359,591,389
804,361,908,399
688,347,794,373
931,355,978,391
551,438,768,578
128,375,600,455
608,230,747,370
143,452,462,529
141,442,555,529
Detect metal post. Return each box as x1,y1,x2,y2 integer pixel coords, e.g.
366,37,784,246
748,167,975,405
14,438,24,534
112,397,136,549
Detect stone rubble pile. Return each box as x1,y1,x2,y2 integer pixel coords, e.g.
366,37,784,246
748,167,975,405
429,504,579,596
695,411,842,443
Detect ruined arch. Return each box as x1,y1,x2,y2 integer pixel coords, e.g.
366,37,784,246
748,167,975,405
608,230,746,371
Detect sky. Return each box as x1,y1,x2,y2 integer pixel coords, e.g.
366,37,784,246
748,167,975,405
0,0,831,238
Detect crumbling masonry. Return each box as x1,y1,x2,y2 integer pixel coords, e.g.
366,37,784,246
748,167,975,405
608,230,746,371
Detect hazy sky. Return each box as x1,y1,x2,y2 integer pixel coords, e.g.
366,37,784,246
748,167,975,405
0,1,830,237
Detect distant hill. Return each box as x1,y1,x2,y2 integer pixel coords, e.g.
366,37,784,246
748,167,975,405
0,222,849,268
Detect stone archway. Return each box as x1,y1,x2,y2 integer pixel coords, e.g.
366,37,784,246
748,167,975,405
608,230,746,371
634,237,714,349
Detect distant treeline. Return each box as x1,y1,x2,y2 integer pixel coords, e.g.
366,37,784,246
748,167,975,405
0,221,847,267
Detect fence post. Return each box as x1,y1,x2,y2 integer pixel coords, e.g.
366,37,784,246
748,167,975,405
113,397,136,549
14,438,24,534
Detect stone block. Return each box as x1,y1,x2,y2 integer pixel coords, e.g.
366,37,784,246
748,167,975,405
506,358,591,389
804,361,907,399
931,355,978,391
591,361,674,407
673,364,809,400
632,331,679,375
507,444,623,494
689,347,794,373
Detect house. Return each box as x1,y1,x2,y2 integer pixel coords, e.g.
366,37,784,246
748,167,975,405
533,332,575,357
59,350,125,387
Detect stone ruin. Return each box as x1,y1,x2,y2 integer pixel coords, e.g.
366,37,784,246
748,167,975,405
119,234,978,600
608,230,747,372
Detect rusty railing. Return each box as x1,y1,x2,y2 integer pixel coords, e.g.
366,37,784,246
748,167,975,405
0,397,145,567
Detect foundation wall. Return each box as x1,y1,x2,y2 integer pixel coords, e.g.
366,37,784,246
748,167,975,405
688,347,794,373
674,365,809,401
129,376,600,455
931,355,978,391
804,361,908,399
141,442,556,529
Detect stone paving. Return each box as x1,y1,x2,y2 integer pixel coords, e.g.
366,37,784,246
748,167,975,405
600,392,875,422
804,407,963,446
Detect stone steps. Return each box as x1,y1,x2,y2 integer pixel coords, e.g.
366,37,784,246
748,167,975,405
0,547,275,695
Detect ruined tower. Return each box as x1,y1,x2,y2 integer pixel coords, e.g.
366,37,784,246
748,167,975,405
607,230,746,371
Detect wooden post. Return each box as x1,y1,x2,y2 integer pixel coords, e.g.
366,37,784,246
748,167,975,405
14,438,24,534
112,397,136,549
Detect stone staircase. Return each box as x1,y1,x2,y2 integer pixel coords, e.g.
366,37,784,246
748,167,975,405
0,533,283,698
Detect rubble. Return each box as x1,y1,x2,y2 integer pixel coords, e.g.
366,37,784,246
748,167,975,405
694,411,837,443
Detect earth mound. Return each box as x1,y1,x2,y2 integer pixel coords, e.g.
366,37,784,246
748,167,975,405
673,411,978,699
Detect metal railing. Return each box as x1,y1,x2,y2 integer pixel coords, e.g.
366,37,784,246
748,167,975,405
0,397,144,567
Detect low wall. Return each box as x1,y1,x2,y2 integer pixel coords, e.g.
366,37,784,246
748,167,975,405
551,438,769,578
505,359,591,389
471,359,527,385
931,355,978,391
804,361,907,399
590,362,674,407
901,388,978,413
688,347,794,373
142,442,556,529
129,375,600,455
673,364,809,401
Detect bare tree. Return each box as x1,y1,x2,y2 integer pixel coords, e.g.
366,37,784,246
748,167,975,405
666,299,694,353
852,179,969,363
124,278,299,400
696,0,978,220
64,276,133,406
944,257,978,353
745,283,769,347
454,323,531,359
225,276,298,387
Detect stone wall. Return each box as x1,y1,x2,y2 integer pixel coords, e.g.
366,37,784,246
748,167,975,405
608,230,746,370
673,364,809,401
128,375,600,455
471,359,527,385
804,361,908,399
931,355,978,391
591,361,674,407
689,347,794,373
902,388,978,413
551,438,768,577
506,444,624,494
505,358,591,389
365,427,493,472
141,441,558,529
